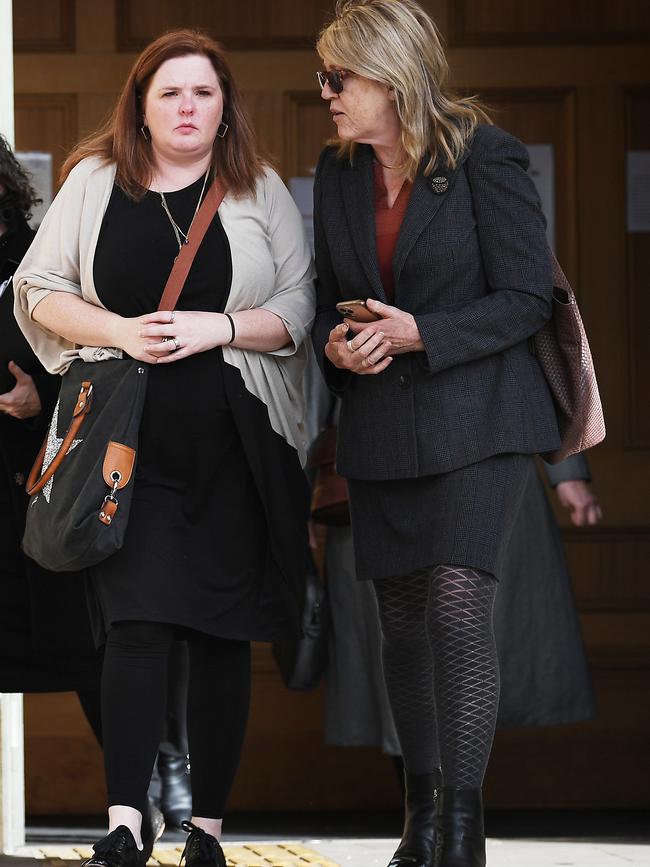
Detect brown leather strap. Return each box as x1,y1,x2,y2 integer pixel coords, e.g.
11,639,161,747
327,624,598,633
26,382,94,495
157,176,227,312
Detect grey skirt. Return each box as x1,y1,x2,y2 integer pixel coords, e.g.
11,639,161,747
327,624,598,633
348,453,531,581
324,458,596,740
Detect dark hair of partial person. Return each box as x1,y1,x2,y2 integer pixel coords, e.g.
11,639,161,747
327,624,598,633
317,0,492,180
61,29,265,199
0,134,42,222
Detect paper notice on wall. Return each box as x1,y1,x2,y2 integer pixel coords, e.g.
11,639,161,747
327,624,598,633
288,176,315,255
15,151,53,228
627,150,650,232
525,144,555,252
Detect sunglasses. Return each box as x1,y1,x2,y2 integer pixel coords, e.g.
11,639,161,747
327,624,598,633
316,69,352,94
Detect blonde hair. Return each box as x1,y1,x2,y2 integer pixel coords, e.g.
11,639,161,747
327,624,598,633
317,0,491,179
61,29,265,199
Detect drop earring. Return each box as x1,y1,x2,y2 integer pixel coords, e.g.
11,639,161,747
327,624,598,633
140,124,150,141
216,121,229,139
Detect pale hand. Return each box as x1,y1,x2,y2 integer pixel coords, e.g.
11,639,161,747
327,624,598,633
556,480,603,526
325,321,393,375
118,310,232,364
0,361,42,419
344,298,424,358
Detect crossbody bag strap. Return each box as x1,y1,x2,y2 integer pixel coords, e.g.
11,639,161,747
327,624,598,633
157,175,228,312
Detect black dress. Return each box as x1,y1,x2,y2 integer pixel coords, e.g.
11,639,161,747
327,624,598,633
90,177,285,643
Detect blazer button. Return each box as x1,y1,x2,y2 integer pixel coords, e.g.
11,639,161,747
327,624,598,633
399,374,411,389
14,472,25,486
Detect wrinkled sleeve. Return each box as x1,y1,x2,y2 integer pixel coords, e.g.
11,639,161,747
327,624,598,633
13,161,89,372
259,169,316,357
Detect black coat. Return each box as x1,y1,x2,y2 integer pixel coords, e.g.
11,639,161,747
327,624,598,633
493,453,596,727
311,125,560,481
0,219,100,692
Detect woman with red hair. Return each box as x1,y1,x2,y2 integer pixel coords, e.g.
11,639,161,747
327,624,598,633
15,29,314,867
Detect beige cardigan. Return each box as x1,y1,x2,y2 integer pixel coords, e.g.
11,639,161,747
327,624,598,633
14,157,316,464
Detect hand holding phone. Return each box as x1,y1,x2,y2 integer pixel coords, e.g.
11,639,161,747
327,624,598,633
335,299,382,323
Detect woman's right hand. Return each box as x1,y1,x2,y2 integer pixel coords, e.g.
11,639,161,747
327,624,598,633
325,322,393,375
114,315,169,364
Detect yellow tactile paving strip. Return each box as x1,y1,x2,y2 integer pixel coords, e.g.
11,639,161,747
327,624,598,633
38,842,339,867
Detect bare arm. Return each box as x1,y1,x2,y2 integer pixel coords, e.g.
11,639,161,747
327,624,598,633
34,291,290,368
227,309,291,352
138,307,290,364
32,292,162,364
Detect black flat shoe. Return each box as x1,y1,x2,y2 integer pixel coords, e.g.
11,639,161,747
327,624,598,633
388,769,442,867
159,753,192,829
81,826,144,867
179,821,226,867
434,788,485,867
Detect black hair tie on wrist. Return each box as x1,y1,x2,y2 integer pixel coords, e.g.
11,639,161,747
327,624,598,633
225,313,236,344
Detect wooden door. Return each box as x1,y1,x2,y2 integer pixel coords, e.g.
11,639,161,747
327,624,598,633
12,0,650,812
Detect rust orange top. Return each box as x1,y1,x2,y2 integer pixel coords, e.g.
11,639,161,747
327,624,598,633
373,161,413,303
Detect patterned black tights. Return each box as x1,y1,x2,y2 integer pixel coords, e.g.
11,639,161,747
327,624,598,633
373,565,499,788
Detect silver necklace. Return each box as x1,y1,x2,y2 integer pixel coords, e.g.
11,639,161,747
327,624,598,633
158,168,210,251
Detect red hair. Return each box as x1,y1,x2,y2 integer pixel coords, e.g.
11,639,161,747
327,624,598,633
61,29,265,199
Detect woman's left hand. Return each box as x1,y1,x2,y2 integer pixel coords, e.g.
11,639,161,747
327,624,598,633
344,298,424,356
556,480,603,527
138,310,232,363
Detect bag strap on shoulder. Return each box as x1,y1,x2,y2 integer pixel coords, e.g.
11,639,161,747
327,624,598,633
157,176,227,312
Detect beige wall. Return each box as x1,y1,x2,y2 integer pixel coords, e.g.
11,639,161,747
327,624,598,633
13,0,650,812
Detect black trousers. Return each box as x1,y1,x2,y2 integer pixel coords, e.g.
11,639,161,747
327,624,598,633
102,620,250,818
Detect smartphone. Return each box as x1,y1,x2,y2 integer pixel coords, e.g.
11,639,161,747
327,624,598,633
335,299,382,322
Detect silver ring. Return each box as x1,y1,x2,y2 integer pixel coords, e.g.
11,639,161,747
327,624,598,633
172,337,181,351
170,311,176,323
161,336,169,342
346,339,355,352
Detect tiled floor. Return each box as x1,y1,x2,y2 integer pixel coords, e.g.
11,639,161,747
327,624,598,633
311,838,650,866
4,838,650,867
4,812,648,867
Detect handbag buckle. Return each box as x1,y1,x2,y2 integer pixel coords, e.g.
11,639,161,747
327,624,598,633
98,471,122,525
73,382,94,417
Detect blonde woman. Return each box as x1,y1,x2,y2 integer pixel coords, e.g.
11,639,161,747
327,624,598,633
14,29,314,867
312,2,560,865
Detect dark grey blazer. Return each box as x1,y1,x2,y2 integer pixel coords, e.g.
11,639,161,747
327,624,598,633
311,124,561,481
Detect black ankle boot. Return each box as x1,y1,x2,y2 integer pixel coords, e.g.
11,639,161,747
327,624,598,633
435,788,485,867
81,826,144,867
388,769,442,867
179,821,226,867
158,753,192,829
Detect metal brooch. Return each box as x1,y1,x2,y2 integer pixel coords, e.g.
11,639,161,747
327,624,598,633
430,176,449,194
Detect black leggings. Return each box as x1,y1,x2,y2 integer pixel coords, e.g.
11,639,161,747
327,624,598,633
374,565,499,788
102,621,250,819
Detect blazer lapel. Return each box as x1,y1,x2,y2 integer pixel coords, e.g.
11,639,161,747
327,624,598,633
340,146,387,302
393,152,468,286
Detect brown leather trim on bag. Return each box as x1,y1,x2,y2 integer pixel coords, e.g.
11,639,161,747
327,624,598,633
98,497,118,526
26,382,94,496
102,441,136,489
